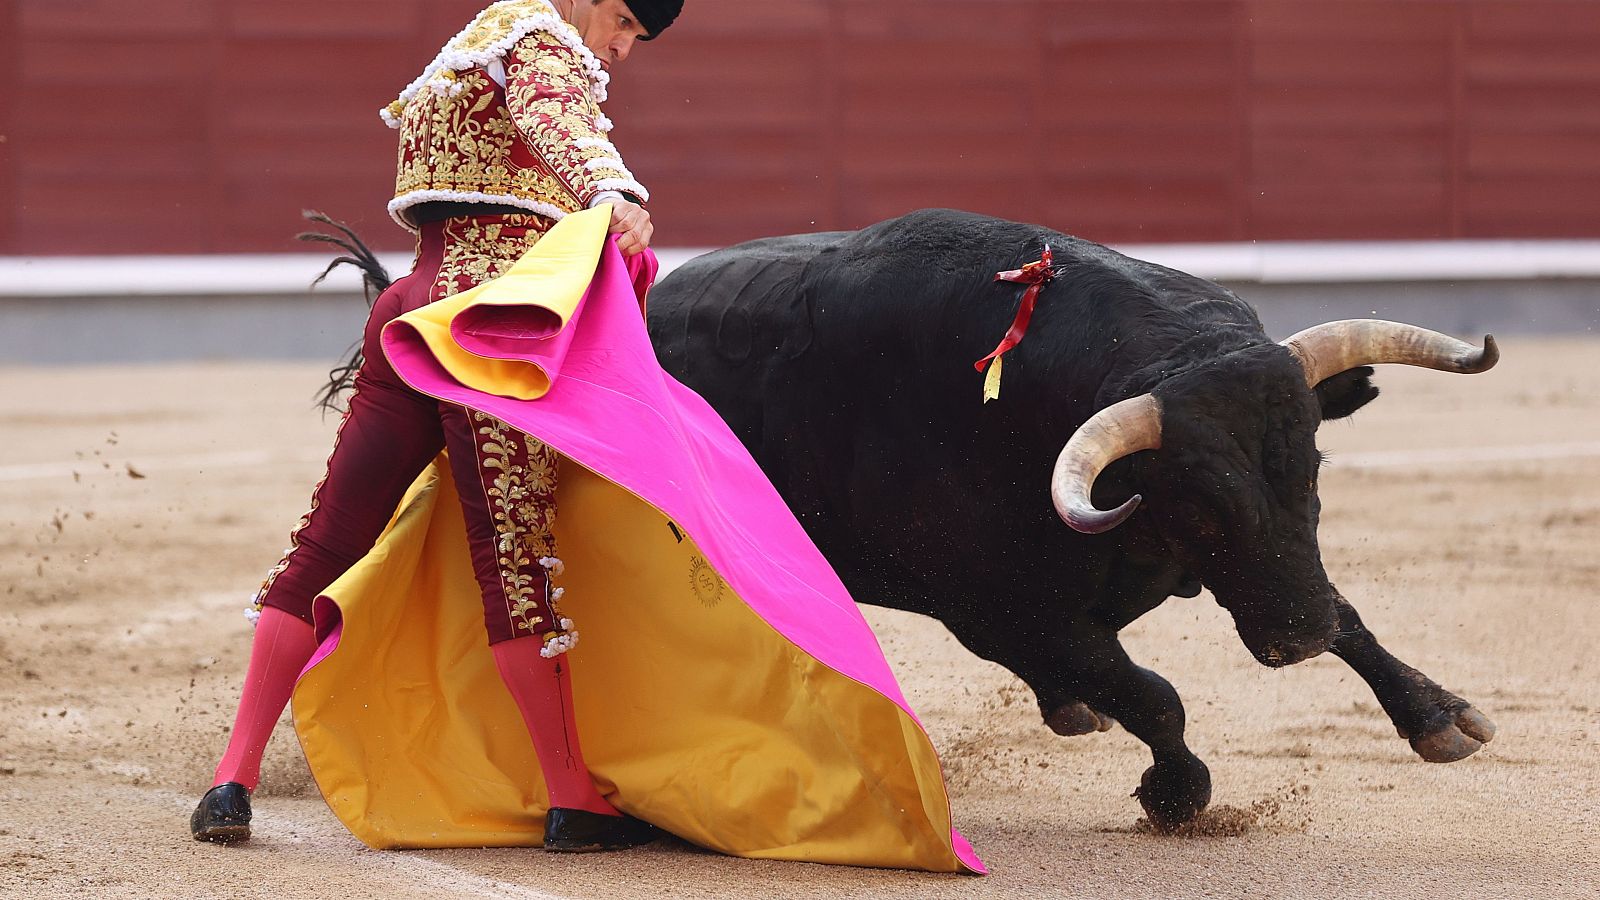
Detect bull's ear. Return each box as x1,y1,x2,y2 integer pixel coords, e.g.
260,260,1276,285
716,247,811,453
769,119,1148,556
1315,366,1379,420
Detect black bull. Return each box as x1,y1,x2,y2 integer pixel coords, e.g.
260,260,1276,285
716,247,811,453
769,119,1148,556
645,208,1499,829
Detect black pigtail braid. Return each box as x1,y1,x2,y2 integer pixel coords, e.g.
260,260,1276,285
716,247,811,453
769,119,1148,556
296,210,394,414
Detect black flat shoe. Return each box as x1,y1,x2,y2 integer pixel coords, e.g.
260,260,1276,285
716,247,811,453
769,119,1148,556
543,807,658,852
190,782,252,844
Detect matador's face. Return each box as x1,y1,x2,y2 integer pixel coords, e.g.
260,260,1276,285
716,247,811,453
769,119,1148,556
571,0,651,68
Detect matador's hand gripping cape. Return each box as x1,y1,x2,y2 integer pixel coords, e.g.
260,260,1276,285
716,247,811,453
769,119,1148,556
288,207,986,874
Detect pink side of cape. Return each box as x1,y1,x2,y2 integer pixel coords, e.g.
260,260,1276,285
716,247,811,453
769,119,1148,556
379,240,984,874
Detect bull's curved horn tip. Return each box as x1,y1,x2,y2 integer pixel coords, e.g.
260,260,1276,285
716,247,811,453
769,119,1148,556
1062,494,1143,535
1469,334,1500,373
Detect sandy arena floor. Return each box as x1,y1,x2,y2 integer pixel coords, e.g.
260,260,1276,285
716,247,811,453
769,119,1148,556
1,338,1597,899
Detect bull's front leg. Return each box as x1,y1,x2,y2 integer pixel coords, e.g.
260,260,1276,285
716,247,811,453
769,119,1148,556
945,611,1211,829
1060,633,1213,830
1330,599,1496,762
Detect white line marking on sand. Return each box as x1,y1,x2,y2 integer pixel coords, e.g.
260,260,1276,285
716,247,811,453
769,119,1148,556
158,789,562,900
357,851,565,900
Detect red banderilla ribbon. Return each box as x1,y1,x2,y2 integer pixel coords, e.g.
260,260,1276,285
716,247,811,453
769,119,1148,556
974,245,1054,401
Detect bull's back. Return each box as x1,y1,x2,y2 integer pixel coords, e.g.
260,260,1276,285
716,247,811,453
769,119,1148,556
648,231,850,443
644,210,1251,613
649,231,850,367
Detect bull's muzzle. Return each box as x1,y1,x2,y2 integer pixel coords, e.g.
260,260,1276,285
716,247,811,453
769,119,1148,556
1233,597,1339,668
1253,636,1329,668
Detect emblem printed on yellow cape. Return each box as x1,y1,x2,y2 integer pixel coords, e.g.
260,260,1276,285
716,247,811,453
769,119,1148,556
689,555,725,608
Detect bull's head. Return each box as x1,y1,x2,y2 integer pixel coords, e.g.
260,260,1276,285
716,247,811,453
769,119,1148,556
1050,320,1498,667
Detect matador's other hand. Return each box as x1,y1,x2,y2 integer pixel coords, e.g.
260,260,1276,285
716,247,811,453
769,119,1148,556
608,201,653,257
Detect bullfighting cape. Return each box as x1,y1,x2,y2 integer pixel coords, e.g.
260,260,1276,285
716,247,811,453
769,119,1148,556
289,206,985,874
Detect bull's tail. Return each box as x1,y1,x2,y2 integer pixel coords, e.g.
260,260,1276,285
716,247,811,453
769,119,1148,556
297,210,394,413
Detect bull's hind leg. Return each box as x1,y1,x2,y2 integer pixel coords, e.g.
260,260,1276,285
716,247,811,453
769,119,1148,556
1330,599,1496,762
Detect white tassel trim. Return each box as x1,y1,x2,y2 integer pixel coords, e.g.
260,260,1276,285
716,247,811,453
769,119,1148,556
243,588,265,625
388,189,569,232
594,113,614,133
381,0,610,129
583,156,634,177
592,178,649,202
430,78,468,99
573,137,619,154
540,618,579,657
537,557,573,656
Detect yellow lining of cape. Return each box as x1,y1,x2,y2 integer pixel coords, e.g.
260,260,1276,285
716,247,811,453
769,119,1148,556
398,205,611,401
292,457,963,870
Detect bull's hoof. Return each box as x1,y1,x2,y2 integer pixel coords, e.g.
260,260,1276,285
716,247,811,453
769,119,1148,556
1133,756,1211,832
1410,706,1497,763
1044,700,1116,737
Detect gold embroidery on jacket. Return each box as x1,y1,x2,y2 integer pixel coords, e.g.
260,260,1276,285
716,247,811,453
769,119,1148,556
394,68,575,215
455,0,546,56
504,33,635,195
432,214,551,300
391,22,645,226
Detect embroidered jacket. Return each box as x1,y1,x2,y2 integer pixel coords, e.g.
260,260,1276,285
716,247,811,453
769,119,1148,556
383,0,648,231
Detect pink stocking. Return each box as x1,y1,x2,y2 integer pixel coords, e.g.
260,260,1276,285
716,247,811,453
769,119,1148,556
491,639,619,816
211,606,318,791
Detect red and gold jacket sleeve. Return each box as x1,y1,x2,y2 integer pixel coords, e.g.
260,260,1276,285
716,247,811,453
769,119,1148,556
504,31,649,209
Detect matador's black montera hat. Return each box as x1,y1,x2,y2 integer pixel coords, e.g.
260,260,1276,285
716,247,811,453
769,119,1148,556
627,0,683,40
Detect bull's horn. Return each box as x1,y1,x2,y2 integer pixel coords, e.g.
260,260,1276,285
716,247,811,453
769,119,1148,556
1051,394,1162,534
1282,319,1499,387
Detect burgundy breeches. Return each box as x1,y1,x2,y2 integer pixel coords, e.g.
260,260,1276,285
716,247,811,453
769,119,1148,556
254,213,566,646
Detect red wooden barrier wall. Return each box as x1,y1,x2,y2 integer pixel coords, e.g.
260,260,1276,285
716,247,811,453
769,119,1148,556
3,0,1598,254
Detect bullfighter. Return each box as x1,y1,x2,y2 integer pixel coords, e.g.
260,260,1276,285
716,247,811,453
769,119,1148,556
188,0,984,874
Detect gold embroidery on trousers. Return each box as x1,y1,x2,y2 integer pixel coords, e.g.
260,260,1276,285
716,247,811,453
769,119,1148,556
472,411,570,637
